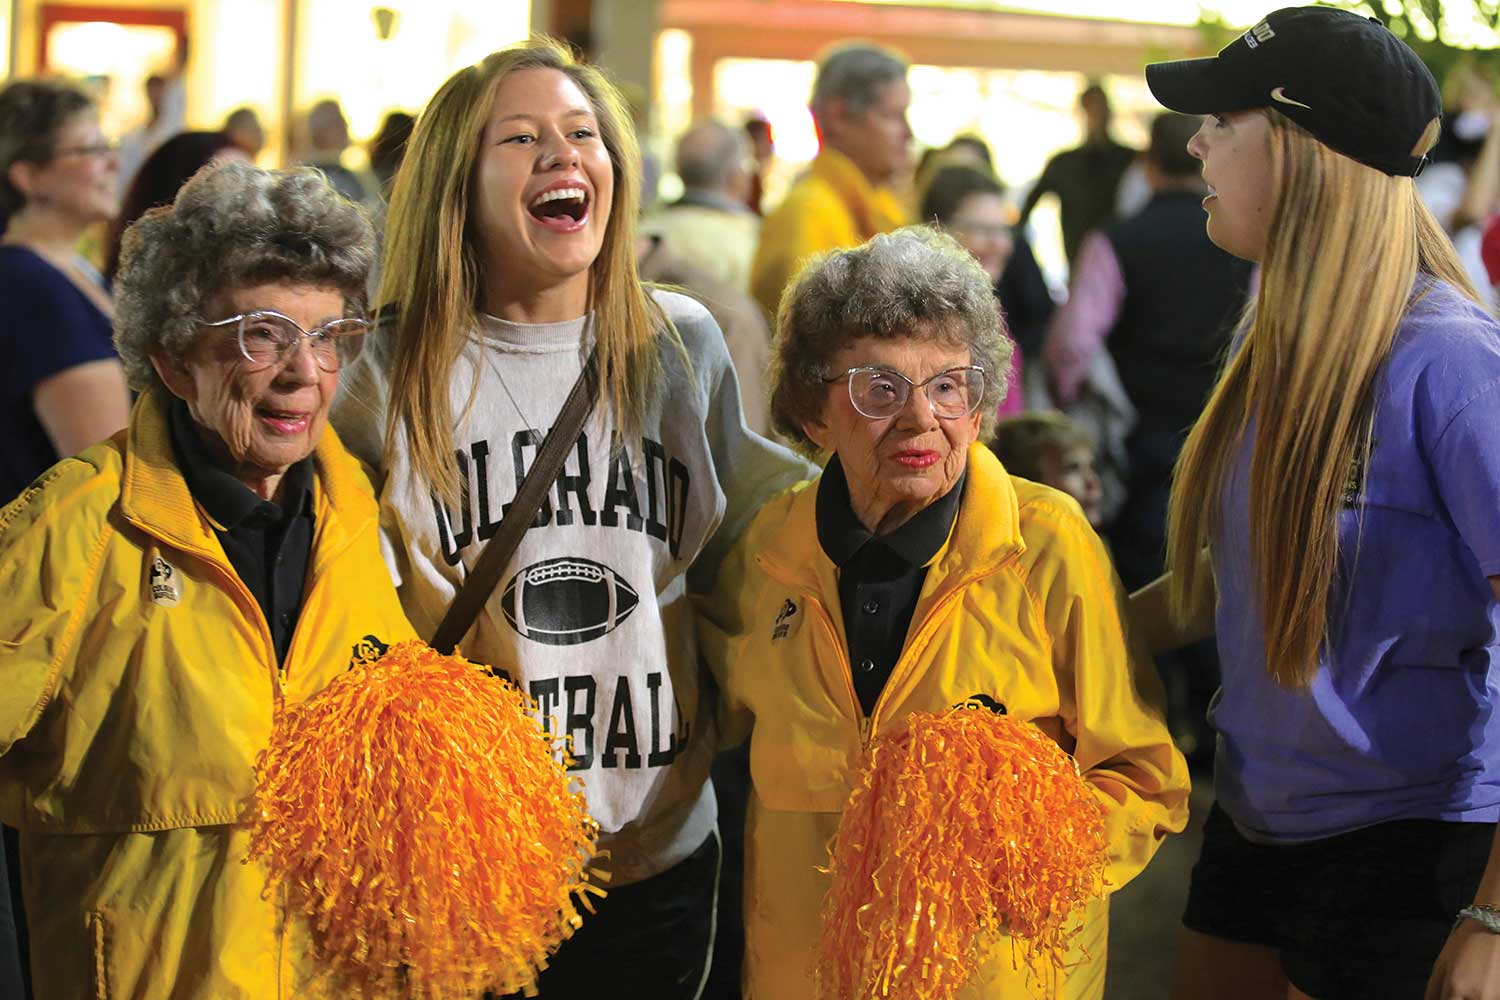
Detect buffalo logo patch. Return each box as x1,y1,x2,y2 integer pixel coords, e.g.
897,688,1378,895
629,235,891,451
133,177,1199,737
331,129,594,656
349,634,390,669
148,555,182,607
771,598,801,641
501,557,639,646
955,693,1007,715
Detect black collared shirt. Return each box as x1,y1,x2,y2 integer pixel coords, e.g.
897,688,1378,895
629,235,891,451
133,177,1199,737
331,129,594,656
168,398,315,665
815,457,965,716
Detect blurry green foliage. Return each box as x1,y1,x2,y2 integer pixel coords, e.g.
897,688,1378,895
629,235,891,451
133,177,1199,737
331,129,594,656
1195,1,1500,95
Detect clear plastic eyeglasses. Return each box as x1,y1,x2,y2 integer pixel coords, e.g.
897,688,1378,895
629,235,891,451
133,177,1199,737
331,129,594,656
201,310,369,372
823,365,987,420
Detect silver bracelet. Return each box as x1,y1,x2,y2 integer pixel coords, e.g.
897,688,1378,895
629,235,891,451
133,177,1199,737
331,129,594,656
1455,903,1500,934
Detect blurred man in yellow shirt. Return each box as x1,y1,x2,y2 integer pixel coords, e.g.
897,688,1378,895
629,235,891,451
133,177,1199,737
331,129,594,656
750,44,912,320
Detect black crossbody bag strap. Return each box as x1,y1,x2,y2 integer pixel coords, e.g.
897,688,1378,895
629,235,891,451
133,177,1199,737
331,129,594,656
430,349,600,654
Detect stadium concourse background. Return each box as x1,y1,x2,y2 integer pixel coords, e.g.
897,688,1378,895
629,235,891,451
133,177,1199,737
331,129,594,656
0,0,1257,282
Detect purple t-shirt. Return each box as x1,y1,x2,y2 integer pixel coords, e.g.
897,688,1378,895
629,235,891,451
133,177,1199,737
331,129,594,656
1212,280,1500,842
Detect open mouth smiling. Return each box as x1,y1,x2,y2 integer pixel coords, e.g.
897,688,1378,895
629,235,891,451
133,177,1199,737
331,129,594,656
528,185,590,227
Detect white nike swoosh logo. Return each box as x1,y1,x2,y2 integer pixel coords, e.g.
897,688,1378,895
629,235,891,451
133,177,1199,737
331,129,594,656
1270,87,1312,110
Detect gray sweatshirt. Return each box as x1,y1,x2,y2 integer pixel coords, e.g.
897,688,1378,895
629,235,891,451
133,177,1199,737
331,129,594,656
332,290,812,884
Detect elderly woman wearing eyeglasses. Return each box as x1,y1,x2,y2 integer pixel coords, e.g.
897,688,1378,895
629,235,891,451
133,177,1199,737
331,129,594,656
698,227,1189,1000
0,160,416,999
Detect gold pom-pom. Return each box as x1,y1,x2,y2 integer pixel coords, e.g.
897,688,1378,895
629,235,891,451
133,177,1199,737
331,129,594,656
248,639,602,998
817,707,1107,1000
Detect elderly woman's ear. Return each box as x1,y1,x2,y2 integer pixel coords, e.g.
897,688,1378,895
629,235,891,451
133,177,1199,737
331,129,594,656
801,415,832,454
148,351,194,403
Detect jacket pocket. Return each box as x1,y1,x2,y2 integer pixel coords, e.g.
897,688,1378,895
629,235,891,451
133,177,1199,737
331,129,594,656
87,910,110,999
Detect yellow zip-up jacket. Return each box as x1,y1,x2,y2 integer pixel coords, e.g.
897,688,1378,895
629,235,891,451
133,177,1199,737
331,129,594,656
0,391,416,999
749,147,909,321
700,445,1189,999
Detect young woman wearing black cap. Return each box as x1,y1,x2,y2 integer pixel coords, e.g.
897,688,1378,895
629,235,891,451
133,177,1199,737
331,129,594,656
1134,7,1500,999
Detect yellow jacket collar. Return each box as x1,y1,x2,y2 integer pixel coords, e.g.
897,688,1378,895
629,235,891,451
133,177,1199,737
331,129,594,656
759,443,1024,594
808,148,908,240
119,390,376,559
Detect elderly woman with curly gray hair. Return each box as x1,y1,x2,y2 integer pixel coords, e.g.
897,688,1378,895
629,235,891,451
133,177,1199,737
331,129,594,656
0,160,415,998
699,226,1189,999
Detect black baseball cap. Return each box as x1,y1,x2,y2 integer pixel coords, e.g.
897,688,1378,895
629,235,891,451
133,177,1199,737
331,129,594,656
1145,6,1441,177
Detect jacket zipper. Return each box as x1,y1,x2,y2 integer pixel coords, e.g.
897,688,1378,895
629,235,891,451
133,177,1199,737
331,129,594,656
199,560,284,694
130,485,375,688
863,559,1014,740
800,592,869,742
281,513,372,686
773,551,1013,747
863,587,964,740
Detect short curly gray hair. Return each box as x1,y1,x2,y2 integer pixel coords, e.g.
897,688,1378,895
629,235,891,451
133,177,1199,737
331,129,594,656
769,226,1011,453
113,160,375,393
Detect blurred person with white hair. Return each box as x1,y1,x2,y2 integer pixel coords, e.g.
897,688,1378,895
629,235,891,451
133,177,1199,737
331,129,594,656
647,119,760,292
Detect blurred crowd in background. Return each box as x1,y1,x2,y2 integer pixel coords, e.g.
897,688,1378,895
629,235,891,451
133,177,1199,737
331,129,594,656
8,19,1500,767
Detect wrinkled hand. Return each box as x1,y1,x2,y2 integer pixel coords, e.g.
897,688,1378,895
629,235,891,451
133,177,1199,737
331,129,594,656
1425,921,1500,1000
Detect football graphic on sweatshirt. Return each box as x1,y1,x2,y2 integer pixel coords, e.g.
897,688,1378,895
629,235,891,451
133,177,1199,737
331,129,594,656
501,557,640,645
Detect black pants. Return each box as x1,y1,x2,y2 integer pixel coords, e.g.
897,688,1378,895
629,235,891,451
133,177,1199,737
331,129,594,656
1184,805,1494,999
0,830,25,1000
500,829,721,1000
704,745,750,1000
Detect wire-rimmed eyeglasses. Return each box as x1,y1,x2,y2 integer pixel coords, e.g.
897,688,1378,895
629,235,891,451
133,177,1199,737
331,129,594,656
201,310,369,373
822,365,987,420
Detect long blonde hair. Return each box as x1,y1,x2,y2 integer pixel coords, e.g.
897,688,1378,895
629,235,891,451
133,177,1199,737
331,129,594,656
1166,111,1475,688
378,38,670,502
